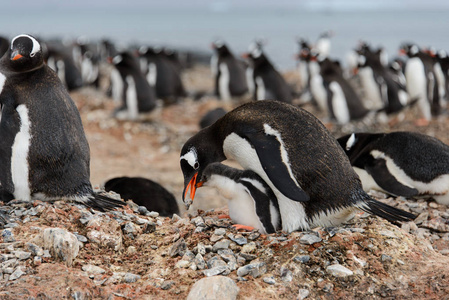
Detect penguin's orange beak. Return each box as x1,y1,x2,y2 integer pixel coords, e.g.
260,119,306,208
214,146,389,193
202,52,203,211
183,172,204,202
12,53,23,61
241,52,249,59
399,49,406,56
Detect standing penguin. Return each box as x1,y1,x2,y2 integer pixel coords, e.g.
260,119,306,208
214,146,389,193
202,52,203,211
210,40,248,102
180,101,415,232
0,34,124,211
109,51,157,120
338,132,449,205
0,36,9,58
198,163,281,234
138,46,186,104
400,43,436,124
319,57,370,124
244,42,294,103
356,44,411,115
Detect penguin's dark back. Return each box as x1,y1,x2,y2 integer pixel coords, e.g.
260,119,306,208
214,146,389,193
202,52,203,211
214,100,362,211
12,66,92,196
369,132,449,182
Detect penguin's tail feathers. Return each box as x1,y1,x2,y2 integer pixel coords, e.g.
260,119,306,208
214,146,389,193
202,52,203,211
83,193,126,212
357,198,416,223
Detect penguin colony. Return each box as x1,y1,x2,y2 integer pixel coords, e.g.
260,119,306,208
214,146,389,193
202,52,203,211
1,31,449,234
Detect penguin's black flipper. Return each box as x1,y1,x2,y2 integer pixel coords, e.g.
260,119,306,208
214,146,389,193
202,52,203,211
85,193,126,212
244,130,310,202
360,198,416,223
365,158,419,197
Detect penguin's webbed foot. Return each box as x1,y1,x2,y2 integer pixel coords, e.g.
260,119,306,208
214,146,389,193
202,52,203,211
232,224,256,232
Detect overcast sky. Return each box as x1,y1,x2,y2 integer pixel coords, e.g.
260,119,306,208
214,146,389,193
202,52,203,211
3,0,449,11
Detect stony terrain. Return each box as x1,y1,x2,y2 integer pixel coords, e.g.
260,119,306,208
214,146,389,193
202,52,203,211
1,65,449,299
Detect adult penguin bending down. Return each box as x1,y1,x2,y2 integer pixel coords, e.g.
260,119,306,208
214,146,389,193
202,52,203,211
180,100,415,232
0,34,124,211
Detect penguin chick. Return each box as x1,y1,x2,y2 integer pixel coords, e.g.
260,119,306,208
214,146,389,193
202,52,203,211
0,34,124,212
338,132,449,204
199,162,281,234
180,100,415,232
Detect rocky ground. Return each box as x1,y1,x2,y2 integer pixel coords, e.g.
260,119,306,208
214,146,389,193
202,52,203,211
1,65,449,299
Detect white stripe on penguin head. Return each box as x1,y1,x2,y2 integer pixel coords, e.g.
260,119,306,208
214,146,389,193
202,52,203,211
11,34,41,56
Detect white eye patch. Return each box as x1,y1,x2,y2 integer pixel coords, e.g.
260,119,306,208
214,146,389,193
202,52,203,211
11,34,41,55
180,147,198,168
112,55,123,64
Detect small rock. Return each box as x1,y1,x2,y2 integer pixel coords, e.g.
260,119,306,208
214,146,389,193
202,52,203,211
237,262,267,278
82,264,106,274
187,276,239,300
322,282,334,293
207,256,227,269
86,217,123,251
299,234,322,245
210,234,223,242
191,216,205,227
263,276,276,285
161,280,175,290
9,267,25,281
171,214,182,222
381,254,392,262
241,242,257,254
228,233,247,246
195,243,206,255
33,256,42,266
214,228,226,236
247,231,260,241
169,238,187,257
326,264,353,278
74,233,88,243
13,251,31,261
2,229,15,243
32,228,80,267
147,211,159,218
137,206,149,215
143,222,156,233
176,260,191,269
212,239,231,252
4,223,19,229
297,289,310,300
195,254,206,270
379,230,398,238
280,267,293,282
293,255,310,264
203,266,228,277
127,246,137,255
124,273,141,283
413,212,429,225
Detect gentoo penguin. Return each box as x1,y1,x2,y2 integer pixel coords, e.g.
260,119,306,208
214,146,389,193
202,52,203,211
0,34,124,211
72,38,101,88
0,36,9,58
295,38,313,101
104,176,179,217
138,46,186,104
319,57,369,124
109,51,157,120
338,132,449,205
199,107,227,129
210,40,248,102
44,41,83,91
198,163,281,234
355,44,412,115
400,43,440,124
244,42,293,103
180,100,415,232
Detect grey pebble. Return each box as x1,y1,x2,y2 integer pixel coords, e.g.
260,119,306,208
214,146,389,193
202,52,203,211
263,276,276,285
293,255,310,264
299,234,322,245
124,273,141,283
212,239,231,252
237,262,267,278
2,229,15,243
203,265,228,277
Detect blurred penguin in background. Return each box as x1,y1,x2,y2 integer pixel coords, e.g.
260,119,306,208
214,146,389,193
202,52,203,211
210,40,249,102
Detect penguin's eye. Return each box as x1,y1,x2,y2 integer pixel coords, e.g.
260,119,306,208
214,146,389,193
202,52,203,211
194,162,199,170
30,52,35,58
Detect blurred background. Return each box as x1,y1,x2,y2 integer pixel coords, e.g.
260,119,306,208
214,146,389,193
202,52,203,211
2,0,449,70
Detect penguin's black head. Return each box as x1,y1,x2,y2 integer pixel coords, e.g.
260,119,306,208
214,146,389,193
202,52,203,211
211,40,231,56
6,34,43,73
180,132,226,203
337,133,360,158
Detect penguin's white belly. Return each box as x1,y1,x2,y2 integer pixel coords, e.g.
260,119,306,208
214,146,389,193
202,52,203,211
371,150,449,204
255,76,265,100
405,58,430,120
359,68,383,110
354,167,385,193
147,63,157,87
204,175,267,233
110,68,124,103
124,75,138,120
329,81,350,124
246,68,255,95
223,132,308,232
310,75,327,112
218,63,231,101
297,62,309,89
11,104,32,200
